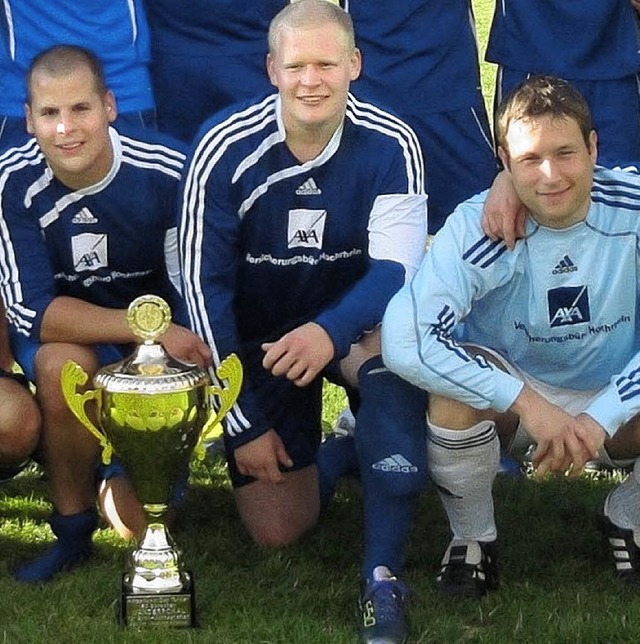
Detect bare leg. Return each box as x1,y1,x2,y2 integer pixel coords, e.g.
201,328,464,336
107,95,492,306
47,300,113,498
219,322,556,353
98,476,146,541
234,465,319,547
0,377,40,465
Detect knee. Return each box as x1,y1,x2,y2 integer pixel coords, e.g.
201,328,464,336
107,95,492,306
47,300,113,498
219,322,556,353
34,343,98,415
0,380,41,461
428,394,482,429
245,518,315,549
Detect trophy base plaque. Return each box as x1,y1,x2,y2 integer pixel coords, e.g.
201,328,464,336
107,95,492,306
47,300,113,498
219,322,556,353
119,572,197,628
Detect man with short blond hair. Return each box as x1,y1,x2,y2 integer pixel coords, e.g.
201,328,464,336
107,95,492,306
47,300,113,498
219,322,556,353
179,2,428,640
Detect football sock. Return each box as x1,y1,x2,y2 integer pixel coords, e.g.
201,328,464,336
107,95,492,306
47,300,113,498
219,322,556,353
428,418,499,542
604,458,640,530
317,433,358,510
14,507,97,582
355,356,428,580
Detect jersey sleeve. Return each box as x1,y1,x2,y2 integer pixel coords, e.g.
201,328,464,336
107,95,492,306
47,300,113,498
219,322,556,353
314,133,428,359
585,350,640,436
381,195,524,411
0,173,56,344
178,135,270,449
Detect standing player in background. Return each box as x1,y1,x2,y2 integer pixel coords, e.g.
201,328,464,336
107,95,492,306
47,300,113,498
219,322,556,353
144,0,283,143
0,0,156,151
347,0,498,233
487,0,640,168
178,3,429,641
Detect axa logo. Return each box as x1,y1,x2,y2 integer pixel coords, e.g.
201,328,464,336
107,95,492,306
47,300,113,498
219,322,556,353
548,285,590,327
71,233,108,272
552,255,577,274
287,208,326,249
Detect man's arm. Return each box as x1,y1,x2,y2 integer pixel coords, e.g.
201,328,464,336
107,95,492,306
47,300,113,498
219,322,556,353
632,0,640,15
510,386,604,476
40,296,211,367
481,170,527,249
382,200,523,412
313,191,428,361
178,126,282,462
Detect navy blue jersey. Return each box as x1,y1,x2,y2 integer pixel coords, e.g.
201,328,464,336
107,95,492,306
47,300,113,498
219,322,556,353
487,0,640,80
179,93,427,446
348,0,483,114
0,0,154,117
0,127,186,346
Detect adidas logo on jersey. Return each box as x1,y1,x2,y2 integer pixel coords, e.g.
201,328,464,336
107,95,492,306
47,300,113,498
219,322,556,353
71,208,98,224
552,255,577,274
295,178,322,195
372,454,418,474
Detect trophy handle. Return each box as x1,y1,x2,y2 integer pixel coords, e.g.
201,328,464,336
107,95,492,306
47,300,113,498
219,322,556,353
60,360,114,465
194,354,243,460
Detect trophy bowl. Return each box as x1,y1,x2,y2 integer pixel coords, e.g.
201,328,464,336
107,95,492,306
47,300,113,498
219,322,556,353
60,295,242,628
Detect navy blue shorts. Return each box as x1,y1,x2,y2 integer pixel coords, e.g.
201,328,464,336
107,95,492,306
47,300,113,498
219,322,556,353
225,346,343,488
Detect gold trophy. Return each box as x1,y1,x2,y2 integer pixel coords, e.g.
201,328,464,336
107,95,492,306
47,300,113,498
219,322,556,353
61,295,242,627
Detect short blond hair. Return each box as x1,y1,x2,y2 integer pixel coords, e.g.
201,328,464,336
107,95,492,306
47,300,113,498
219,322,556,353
268,0,355,54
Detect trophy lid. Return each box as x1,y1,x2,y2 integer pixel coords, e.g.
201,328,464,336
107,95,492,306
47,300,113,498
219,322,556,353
94,295,210,393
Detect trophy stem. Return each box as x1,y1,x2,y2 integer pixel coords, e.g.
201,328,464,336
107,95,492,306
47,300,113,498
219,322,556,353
124,504,188,594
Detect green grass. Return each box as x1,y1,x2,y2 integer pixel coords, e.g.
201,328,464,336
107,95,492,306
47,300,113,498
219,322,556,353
1,461,636,642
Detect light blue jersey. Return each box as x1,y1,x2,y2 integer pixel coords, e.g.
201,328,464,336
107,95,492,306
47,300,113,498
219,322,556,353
382,166,640,437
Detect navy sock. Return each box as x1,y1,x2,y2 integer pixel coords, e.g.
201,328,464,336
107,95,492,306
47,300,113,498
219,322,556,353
317,433,358,510
355,356,428,580
15,507,98,582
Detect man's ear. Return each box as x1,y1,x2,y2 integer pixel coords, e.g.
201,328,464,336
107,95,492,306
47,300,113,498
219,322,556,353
105,91,118,123
497,146,510,172
24,103,34,134
349,48,362,81
588,129,598,165
266,53,278,88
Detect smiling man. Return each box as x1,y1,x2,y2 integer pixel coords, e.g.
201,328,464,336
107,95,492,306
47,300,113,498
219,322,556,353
178,1,428,641
382,75,640,596
0,45,211,583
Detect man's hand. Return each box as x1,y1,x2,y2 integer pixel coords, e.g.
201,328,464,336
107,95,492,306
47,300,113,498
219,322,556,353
481,170,527,249
567,413,607,475
234,429,294,484
262,322,335,387
160,323,212,367
510,386,592,477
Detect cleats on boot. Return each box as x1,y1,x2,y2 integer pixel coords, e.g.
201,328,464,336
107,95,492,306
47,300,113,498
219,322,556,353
358,566,409,644
599,513,640,586
437,538,499,599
